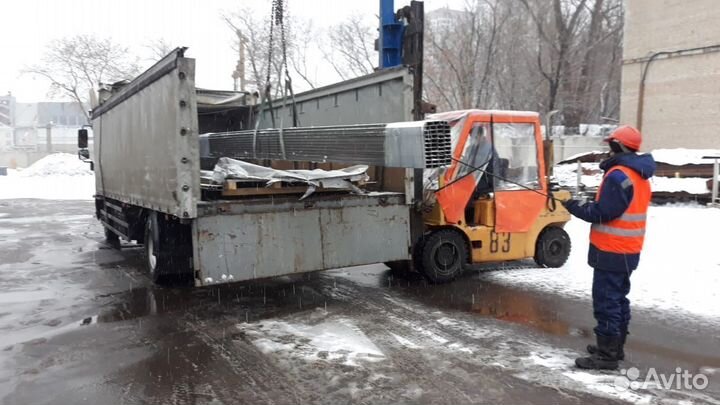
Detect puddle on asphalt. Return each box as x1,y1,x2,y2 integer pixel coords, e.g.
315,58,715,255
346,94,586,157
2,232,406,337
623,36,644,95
91,276,335,326
332,265,583,337
399,275,580,336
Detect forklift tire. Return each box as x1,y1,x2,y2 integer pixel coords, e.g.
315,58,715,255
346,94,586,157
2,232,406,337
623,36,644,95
534,226,571,268
144,212,192,286
419,229,468,283
104,226,121,249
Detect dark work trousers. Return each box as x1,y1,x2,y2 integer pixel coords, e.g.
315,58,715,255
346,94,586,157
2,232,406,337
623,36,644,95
592,268,632,337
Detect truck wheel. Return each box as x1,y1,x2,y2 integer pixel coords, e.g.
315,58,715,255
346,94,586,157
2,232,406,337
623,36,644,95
104,226,121,249
534,226,571,268
144,212,192,285
419,229,468,283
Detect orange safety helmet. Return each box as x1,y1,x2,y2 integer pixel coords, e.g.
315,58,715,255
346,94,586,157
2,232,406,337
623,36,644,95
604,125,642,151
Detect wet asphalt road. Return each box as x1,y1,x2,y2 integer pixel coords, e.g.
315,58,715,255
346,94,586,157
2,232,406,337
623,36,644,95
0,199,718,405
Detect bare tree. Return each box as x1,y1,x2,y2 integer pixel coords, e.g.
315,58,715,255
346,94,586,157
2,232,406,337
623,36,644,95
24,35,139,122
322,14,376,81
145,38,175,61
516,0,622,128
288,19,318,90
219,1,623,130
424,0,622,128
223,8,376,97
424,2,510,111
223,8,296,98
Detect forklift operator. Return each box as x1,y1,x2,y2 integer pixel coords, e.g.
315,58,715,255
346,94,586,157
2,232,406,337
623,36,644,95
472,127,508,198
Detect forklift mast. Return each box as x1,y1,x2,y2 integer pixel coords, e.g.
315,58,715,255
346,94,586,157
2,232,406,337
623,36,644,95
378,0,404,69
378,0,429,248
378,0,427,119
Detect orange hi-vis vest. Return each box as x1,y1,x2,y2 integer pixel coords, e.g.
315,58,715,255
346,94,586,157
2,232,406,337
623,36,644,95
590,166,652,254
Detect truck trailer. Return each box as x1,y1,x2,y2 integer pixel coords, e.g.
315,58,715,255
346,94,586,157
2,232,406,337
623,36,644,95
82,48,429,286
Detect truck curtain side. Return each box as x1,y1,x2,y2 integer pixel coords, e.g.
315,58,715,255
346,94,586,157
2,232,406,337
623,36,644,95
90,48,417,286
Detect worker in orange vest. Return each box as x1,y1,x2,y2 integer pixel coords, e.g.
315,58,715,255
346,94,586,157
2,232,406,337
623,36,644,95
562,125,656,370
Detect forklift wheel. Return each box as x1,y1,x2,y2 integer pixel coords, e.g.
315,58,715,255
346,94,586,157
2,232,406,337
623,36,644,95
534,226,571,268
419,229,468,283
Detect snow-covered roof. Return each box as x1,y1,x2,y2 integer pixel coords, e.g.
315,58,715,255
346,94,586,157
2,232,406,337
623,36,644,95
559,150,607,163
561,148,720,166
652,148,720,165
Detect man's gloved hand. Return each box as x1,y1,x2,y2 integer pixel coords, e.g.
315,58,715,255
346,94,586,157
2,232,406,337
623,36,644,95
562,198,580,210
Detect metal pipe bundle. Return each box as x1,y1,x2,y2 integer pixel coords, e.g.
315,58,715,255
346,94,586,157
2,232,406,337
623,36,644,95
199,120,452,169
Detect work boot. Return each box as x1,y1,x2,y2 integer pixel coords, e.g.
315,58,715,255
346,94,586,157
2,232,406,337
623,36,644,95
587,329,627,360
575,335,622,370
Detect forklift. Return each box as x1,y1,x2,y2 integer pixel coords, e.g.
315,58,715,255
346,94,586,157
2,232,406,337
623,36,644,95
375,0,572,283
401,109,573,283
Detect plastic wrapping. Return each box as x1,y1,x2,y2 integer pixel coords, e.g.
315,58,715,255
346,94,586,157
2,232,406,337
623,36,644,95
210,158,370,199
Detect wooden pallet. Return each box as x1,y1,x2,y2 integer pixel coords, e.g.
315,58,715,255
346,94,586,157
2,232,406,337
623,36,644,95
222,180,336,197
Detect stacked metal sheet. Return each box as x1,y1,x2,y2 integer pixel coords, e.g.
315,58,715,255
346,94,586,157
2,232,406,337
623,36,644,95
198,120,452,169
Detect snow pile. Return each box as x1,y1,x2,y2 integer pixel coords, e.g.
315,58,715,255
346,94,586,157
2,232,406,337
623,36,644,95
651,148,720,166
0,153,95,200
486,205,720,325
18,153,93,177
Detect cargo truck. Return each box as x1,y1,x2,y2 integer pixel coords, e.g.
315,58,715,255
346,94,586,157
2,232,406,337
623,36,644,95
79,48,427,286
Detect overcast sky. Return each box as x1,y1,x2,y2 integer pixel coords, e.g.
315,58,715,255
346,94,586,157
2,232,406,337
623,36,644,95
0,0,465,102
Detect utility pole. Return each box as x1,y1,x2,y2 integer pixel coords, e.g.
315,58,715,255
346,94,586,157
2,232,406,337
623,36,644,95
232,29,247,92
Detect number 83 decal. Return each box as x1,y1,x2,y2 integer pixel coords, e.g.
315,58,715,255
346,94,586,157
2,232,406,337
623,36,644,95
489,231,511,253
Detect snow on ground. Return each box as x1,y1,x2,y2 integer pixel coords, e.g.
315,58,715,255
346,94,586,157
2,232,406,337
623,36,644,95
0,153,95,200
237,312,385,367
237,280,705,404
486,205,720,324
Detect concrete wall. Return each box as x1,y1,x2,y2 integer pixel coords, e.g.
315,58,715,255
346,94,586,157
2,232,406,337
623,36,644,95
552,136,606,162
0,125,94,167
620,0,720,151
